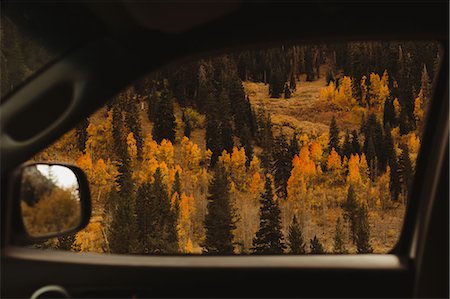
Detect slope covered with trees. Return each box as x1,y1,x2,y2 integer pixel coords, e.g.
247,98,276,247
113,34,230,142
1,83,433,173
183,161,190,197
32,41,438,254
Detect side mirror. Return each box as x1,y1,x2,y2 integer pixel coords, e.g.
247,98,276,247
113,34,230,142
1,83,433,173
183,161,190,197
12,163,91,244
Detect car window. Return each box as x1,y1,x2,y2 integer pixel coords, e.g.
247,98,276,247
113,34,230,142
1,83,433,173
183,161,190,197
27,41,440,255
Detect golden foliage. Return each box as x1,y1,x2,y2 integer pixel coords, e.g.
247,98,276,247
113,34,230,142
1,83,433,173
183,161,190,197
75,216,105,253
326,148,341,171
21,187,81,236
310,141,323,164
347,154,361,185
181,136,202,171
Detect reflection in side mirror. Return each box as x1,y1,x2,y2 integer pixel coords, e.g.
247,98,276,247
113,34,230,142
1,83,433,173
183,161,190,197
19,164,87,238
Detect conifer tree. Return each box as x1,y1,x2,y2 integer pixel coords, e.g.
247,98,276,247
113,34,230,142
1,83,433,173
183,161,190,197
351,130,361,155
342,185,359,244
310,235,325,254
182,110,192,138
272,133,292,200
147,85,159,122
333,217,347,254
124,95,143,159
75,118,89,153
383,98,396,128
398,143,414,194
342,130,352,159
355,204,373,254
203,165,236,254
328,116,340,154
253,176,286,254
240,124,254,165
136,168,179,254
284,83,291,99
287,215,306,254
389,153,401,201
289,132,300,159
153,85,176,144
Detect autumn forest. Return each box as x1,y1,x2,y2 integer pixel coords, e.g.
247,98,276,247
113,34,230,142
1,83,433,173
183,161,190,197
30,41,439,255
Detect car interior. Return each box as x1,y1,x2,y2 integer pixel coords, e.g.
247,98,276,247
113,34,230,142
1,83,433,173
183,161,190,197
1,2,448,298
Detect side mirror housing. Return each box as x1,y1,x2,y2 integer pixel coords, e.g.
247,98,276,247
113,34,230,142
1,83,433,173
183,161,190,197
10,163,91,245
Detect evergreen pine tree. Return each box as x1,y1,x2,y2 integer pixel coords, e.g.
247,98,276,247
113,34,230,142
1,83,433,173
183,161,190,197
182,110,192,138
310,235,325,254
240,124,254,165
289,132,300,159
389,154,401,201
342,185,359,245
383,98,396,128
355,204,373,254
147,85,159,122
284,83,291,99
136,168,179,254
333,217,347,254
287,215,306,254
398,143,414,194
152,85,176,143
328,116,340,154
253,176,286,254
75,118,89,153
124,94,144,159
203,165,236,254
342,130,352,159
271,133,292,200
351,130,361,155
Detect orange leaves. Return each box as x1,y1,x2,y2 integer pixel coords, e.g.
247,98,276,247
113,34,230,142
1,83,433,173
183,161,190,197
320,76,356,111
310,141,323,164
75,216,105,253
347,154,362,185
287,146,316,202
369,71,390,111
178,192,196,253
326,148,341,171
230,147,247,191
181,136,201,171
249,172,264,199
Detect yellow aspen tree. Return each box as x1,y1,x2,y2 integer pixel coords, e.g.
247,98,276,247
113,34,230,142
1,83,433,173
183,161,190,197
77,152,94,179
360,75,368,106
249,172,264,199
218,150,231,173
393,98,401,119
310,141,323,164
230,147,247,191
347,154,361,185
249,155,261,176
319,81,336,103
181,136,201,171
379,70,390,109
185,238,194,253
157,139,174,167
287,155,307,202
359,153,370,184
204,148,213,166
408,132,421,154
326,148,341,172
74,216,105,253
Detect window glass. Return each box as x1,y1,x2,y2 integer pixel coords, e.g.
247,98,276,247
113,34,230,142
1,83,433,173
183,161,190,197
29,41,440,255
